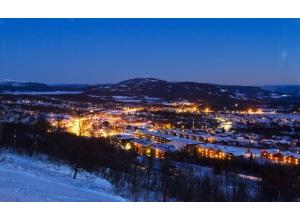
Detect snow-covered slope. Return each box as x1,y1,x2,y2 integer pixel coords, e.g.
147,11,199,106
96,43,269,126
0,152,126,202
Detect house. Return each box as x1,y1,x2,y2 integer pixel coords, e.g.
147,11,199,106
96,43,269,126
128,138,176,159
150,143,176,159
130,138,152,155
196,143,262,160
196,144,230,159
135,129,171,143
167,137,200,151
243,148,262,159
261,149,300,165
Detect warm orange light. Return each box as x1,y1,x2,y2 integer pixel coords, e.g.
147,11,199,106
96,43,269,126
256,109,263,114
125,143,131,150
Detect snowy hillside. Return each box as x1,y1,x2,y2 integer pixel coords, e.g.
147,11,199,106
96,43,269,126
86,78,296,108
0,152,126,202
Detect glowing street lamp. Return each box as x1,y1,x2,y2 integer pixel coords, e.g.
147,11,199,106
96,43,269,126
204,107,210,113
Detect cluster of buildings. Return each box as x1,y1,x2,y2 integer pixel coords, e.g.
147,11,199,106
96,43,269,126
113,128,300,165
1,95,300,166
44,103,300,166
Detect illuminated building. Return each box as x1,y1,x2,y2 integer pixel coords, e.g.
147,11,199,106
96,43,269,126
135,129,170,143
196,143,263,161
261,150,300,165
167,137,200,151
196,145,232,160
204,107,211,113
128,138,175,159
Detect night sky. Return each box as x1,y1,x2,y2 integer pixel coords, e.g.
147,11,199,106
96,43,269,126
0,18,299,85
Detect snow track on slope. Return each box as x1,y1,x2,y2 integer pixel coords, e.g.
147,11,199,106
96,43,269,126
0,152,126,202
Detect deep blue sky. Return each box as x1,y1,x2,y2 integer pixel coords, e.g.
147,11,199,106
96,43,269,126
0,19,299,85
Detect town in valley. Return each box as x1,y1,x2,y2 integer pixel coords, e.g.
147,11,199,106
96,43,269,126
1,78,300,201
1,18,300,202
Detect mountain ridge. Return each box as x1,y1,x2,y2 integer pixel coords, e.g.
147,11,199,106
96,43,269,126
1,78,299,110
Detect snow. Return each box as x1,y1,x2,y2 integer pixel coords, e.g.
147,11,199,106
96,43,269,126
143,96,162,101
270,93,290,99
117,99,141,103
0,152,126,202
167,137,200,145
112,95,134,100
230,91,248,100
200,143,261,157
220,89,228,93
237,174,262,182
113,96,141,103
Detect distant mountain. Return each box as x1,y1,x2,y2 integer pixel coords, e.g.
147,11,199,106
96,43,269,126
88,78,273,99
118,78,167,86
1,78,299,110
262,85,300,97
0,81,91,92
86,78,297,109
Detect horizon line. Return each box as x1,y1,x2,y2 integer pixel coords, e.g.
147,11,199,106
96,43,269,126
1,78,300,87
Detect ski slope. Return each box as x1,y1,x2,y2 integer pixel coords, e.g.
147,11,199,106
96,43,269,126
0,152,126,202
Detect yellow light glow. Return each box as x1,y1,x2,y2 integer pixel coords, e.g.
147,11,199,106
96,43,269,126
256,109,263,114
204,107,210,113
125,143,131,150
146,148,151,156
